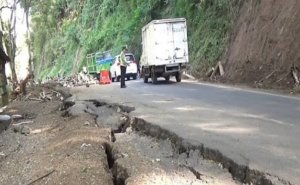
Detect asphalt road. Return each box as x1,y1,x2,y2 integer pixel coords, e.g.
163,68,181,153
71,78,300,184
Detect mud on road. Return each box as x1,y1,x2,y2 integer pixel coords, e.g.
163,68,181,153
0,88,292,185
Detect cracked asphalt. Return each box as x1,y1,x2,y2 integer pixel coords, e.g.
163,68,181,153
71,79,300,185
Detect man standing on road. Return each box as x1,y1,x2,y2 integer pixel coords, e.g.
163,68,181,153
119,46,128,88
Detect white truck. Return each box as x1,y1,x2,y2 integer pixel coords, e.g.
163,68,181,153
141,18,189,84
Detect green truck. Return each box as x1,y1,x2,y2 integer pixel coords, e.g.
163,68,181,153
86,50,114,77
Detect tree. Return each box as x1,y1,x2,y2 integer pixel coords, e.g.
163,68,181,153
0,0,18,89
0,31,10,106
20,0,33,75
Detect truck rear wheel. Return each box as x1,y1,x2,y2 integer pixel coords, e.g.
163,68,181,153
132,74,137,80
142,67,149,83
143,76,148,83
151,69,157,84
175,72,182,82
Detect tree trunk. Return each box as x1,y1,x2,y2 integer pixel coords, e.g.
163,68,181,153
9,0,18,88
25,0,33,76
0,31,8,107
0,0,18,89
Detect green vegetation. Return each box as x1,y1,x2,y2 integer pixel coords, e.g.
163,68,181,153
29,0,242,79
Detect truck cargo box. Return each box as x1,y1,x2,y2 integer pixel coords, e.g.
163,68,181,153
141,18,189,67
141,18,189,84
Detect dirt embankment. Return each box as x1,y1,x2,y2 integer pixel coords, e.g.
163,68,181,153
224,0,300,89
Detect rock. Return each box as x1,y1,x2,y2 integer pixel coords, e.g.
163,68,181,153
0,106,7,113
12,124,31,135
125,127,132,134
21,126,31,135
84,121,90,126
121,153,129,158
12,125,23,133
218,163,223,168
11,114,23,120
80,143,92,148
119,116,127,121
130,117,136,125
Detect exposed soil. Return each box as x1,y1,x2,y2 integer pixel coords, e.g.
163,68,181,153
0,101,113,185
224,0,300,89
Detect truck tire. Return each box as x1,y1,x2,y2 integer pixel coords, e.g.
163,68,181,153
175,72,182,82
110,72,114,82
132,74,137,80
143,76,148,83
165,75,170,82
151,69,157,84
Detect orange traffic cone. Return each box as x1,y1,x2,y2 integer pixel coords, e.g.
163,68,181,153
99,70,111,85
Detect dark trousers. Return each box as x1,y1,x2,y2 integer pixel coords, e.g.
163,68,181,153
120,65,126,88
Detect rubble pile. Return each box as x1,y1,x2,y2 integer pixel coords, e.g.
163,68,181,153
10,72,97,102
44,72,99,88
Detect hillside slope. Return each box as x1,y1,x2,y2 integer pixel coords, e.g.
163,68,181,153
30,0,300,90
224,0,300,89
30,0,239,79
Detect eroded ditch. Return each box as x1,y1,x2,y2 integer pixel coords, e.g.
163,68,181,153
63,99,292,185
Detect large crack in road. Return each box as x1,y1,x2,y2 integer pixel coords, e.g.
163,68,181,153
64,98,292,185
65,99,237,184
